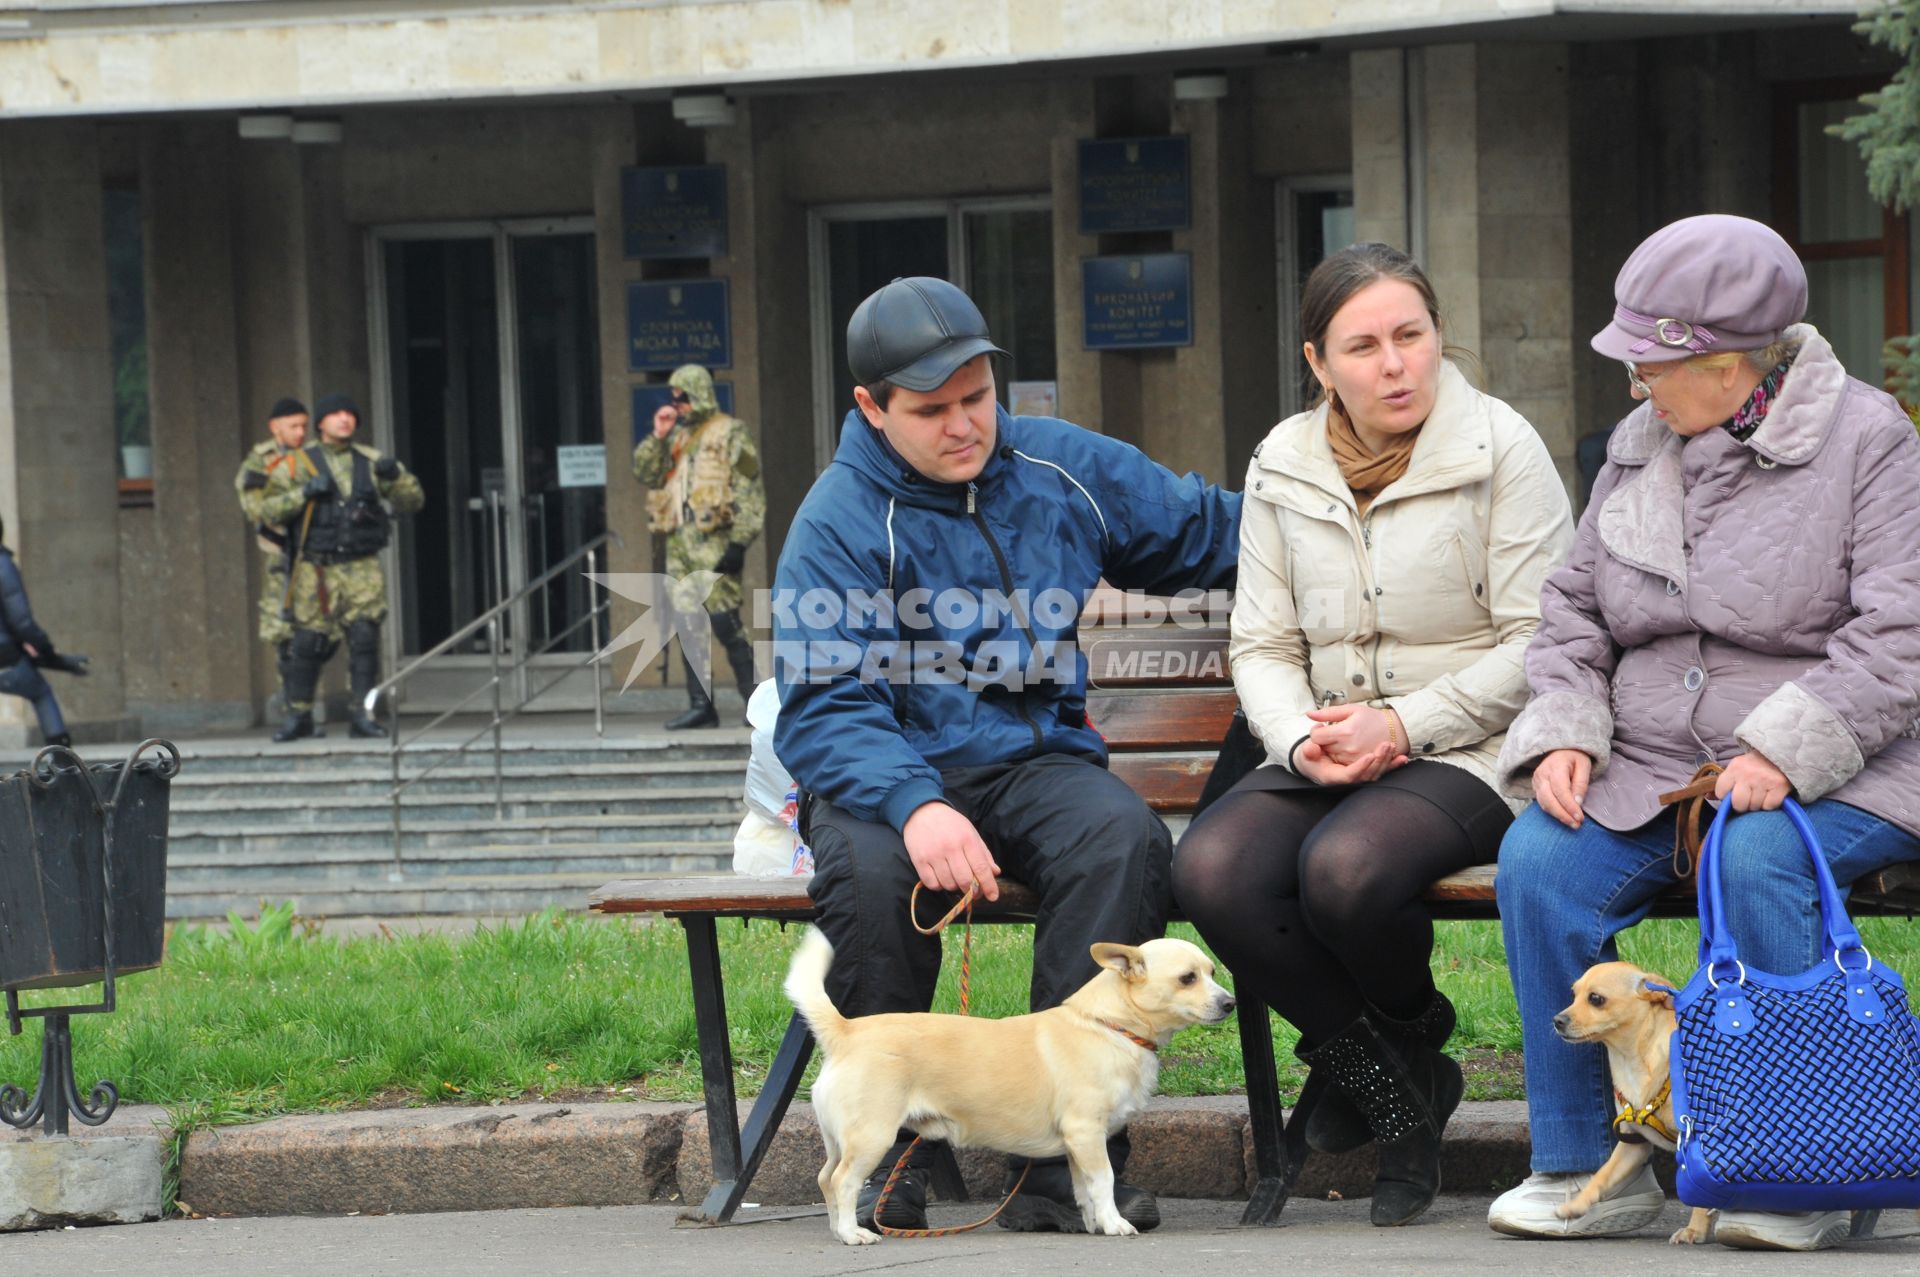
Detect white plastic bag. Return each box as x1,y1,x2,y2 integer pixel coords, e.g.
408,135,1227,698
744,679,792,823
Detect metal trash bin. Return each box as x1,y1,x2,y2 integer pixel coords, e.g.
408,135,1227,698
0,740,179,1135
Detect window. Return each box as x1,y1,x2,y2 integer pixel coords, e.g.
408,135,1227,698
1275,177,1355,419
103,184,151,497
1775,82,1910,389
809,198,1056,470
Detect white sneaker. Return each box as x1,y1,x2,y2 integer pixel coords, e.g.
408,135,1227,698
1487,1164,1665,1238
1714,1209,1850,1252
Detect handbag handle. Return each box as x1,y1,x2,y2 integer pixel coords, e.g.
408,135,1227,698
1697,797,1866,977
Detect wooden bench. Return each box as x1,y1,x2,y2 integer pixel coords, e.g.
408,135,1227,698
591,623,1920,1227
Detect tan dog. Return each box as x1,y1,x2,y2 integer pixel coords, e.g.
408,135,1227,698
1552,961,1714,1245
784,929,1236,1245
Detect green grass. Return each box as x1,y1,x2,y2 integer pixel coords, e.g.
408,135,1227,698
6,905,1920,1125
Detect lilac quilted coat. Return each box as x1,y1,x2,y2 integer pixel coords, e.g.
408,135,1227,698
1496,326,1920,837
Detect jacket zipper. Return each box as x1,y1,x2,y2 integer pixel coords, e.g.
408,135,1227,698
968,481,1044,753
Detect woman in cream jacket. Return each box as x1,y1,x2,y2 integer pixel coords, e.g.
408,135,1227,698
1174,243,1573,1226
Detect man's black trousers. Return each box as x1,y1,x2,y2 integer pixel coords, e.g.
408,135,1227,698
802,752,1174,1017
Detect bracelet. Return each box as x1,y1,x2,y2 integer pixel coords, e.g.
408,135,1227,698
1286,734,1311,773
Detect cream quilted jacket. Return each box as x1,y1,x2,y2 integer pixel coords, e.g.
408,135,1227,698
1233,360,1575,808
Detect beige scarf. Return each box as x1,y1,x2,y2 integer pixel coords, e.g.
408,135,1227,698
1326,405,1420,516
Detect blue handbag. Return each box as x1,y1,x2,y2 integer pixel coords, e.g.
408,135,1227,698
1670,798,1920,1211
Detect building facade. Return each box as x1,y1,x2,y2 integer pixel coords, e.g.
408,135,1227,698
0,0,1903,740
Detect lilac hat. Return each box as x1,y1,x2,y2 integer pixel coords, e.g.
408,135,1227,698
1590,214,1808,363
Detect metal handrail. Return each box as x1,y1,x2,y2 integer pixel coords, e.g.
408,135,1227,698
366,528,616,877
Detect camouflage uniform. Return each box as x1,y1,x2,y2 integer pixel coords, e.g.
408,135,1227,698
631,364,764,725
259,419,424,738
234,438,308,647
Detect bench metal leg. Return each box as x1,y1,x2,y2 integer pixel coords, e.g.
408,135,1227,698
1236,986,1320,1226
1852,1209,1881,1240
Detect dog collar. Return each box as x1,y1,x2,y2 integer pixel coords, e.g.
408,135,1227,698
1612,1076,1676,1143
1100,1021,1159,1053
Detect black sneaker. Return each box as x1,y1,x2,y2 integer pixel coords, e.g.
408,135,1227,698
855,1138,931,1232
996,1157,1161,1233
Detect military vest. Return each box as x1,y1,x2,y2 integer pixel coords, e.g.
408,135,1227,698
299,445,391,560
647,415,738,536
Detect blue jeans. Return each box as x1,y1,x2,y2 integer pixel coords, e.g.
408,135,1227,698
1497,798,1920,1173
0,661,66,741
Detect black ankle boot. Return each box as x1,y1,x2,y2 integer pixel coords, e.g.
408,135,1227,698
997,1134,1160,1233
666,651,718,730
273,710,316,742
855,1133,935,1232
1304,991,1456,1155
1304,1010,1462,1227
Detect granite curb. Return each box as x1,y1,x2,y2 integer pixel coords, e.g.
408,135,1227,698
164,1098,1535,1220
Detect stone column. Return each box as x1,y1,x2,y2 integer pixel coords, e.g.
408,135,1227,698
0,122,134,744
1350,49,1409,250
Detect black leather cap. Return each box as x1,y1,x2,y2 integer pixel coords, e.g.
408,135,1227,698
846,277,1008,392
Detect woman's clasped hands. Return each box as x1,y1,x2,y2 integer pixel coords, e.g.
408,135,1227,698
1297,703,1409,785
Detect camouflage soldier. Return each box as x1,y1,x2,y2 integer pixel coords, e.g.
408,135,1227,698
631,363,764,729
233,397,311,718
259,393,425,742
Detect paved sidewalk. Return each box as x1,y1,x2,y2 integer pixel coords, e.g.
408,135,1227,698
5,1196,1919,1277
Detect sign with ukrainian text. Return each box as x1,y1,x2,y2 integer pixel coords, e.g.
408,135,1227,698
631,382,736,446
1078,136,1190,233
621,165,729,260
1082,254,1193,351
626,279,731,372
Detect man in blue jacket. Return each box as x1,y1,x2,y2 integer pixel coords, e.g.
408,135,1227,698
774,277,1240,1235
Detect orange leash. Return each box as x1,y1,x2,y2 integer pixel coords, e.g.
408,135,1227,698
870,881,1030,1238
1656,761,1725,880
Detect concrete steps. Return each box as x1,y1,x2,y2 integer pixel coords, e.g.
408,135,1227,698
43,723,758,918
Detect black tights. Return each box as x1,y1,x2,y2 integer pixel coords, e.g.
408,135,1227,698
1172,766,1507,1045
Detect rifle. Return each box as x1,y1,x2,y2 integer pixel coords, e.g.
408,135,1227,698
281,450,322,622
32,650,88,677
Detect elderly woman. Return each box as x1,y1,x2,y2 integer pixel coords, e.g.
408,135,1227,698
1488,214,1920,1251
1174,242,1573,1226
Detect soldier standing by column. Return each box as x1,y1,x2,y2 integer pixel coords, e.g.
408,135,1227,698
259,393,424,742
632,363,764,729
233,397,311,724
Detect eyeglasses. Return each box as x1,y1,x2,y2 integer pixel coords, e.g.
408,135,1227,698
1624,360,1683,396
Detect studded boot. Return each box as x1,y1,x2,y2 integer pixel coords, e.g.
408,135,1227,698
1303,990,1456,1155
1300,1009,1463,1227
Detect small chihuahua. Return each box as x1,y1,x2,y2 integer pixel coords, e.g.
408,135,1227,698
1553,961,1714,1245
785,929,1236,1245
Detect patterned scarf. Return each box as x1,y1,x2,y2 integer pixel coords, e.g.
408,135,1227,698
1723,357,1794,443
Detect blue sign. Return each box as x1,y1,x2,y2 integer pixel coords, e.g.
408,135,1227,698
627,279,731,372
632,382,736,446
1083,254,1193,351
622,165,729,260
1079,137,1190,234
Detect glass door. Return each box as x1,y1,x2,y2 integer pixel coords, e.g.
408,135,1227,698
371,219,604,687
808,198,1056,470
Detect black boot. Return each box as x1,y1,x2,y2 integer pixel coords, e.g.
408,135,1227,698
997,1132,1160,1233
1302,1007,1463,1227
346,620,388,738
270,639,294,719
274,631,325,742
709,609,759,726
855,1132,936,1232
664,650,718,730
1303,990,1456,1155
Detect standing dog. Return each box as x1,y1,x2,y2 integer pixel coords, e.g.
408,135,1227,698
1552,961,1714,1245
784,929,1236,1245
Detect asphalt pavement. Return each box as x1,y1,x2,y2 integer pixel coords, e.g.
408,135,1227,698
5,1196,1918,1277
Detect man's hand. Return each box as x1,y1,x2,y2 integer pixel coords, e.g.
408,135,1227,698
1306,703,1401,766
1715,751,1792,812
374,455,400,480
652,405,679,439
1294,737,1404,786
1533,748,1592,828
714,543,747,577
902,801,1001,902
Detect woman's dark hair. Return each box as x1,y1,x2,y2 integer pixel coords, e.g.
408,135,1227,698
1298,241,1443,361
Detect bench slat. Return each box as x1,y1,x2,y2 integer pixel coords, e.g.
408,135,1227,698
1088,688,1239,750
1106,753,1215,812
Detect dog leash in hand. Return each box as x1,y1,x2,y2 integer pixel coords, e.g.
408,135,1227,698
873,882,1031,1238
1657,761,1724,880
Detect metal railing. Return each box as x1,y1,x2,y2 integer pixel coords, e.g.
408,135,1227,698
365,529,615,877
